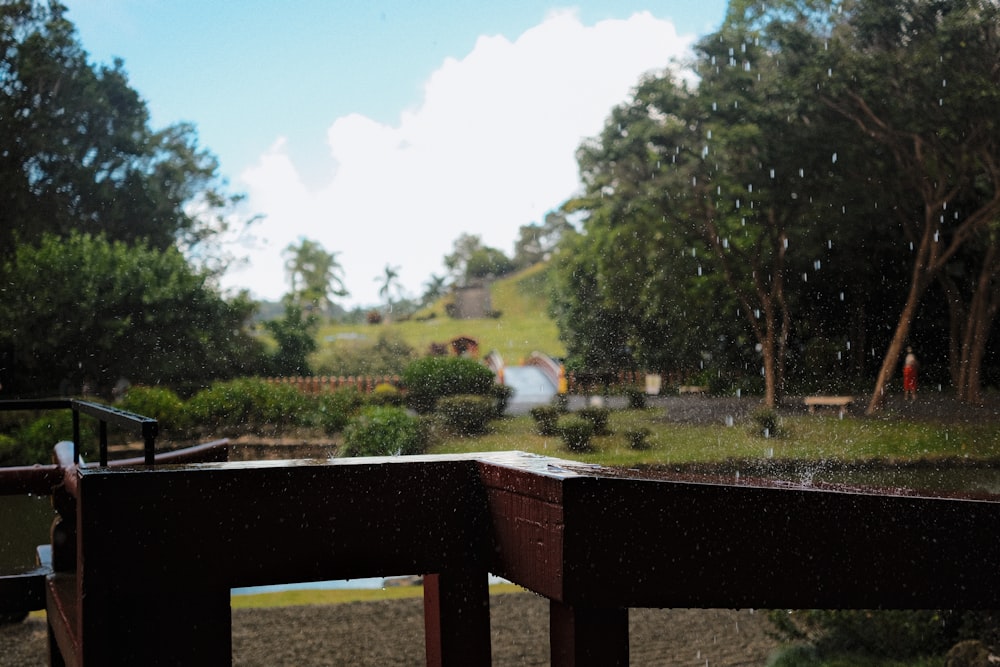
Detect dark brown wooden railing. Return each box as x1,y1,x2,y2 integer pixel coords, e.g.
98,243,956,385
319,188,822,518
2,398,1000,665
7,451,998,666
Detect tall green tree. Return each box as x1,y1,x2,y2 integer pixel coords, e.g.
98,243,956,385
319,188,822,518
0,1,241,260
375,264,403,315
0,233,266,396
760,0,1000,409
282,238,348,316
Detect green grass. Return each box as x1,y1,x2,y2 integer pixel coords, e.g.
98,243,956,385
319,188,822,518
427,409,1000,468
316,263,565,365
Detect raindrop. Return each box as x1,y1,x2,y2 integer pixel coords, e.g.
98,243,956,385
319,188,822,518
814,260,821,270
827,239,833,249
697,265,703,276
802,273,808,282
934,231,939,242
832,152,838,163
840,292,845,301
827,68,833,77
846,341,851,350
798,168,804,177
735,199,741,208
712,101,718,111
783,238,789,249
769,168,775,178
723,238,729,249
942,78,947,87
747,183,753,193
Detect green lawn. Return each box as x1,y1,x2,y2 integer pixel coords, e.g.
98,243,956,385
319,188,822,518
428,410,1000,469
315,263,565,365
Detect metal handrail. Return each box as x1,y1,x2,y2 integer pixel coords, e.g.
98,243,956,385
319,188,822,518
0,398,158,467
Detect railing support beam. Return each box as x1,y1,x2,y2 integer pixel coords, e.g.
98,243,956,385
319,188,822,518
550,601,628,667
423,566,492,667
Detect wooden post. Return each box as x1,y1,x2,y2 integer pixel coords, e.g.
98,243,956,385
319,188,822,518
423,566,492,667
550,601,628,667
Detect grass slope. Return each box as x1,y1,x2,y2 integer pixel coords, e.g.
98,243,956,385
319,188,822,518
316,263,565,365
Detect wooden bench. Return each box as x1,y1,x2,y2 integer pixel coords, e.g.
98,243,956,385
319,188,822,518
678,385,708,395
804,395,854,417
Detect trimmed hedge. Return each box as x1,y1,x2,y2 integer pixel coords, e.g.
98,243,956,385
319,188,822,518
437,395,495,436
342,406,426,457
184,378,312,435
559,417,594,452
402,357,495,413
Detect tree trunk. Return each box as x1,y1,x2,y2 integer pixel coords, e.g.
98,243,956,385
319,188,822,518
866,255,931,414
955,245,1000,404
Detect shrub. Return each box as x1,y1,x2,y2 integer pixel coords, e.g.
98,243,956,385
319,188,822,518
315,387,367,434
624,387,647,409
750,408,785,438
118,386,186,433
184,378,312,435
559,417,594,452
491,384,514,418
530,405,561,436
577,406,611,436
402,356,495,413
7,411,97,465
437,395,495,436
342,406,425,457
370,382,403,407
624,428,651,450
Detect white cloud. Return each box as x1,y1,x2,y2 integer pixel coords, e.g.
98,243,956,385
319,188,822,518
222,9,693,307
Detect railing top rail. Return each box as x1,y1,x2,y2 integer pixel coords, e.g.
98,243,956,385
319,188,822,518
69,399,158,441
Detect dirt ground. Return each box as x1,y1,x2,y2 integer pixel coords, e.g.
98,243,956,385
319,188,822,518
0,593,782,666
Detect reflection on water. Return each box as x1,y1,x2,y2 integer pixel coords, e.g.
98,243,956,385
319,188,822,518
0,494,55,572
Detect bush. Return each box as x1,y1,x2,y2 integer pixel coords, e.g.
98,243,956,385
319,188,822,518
559,417,594,452
768,609,962,662
750,408,785,438
491,384,514,418
315,387,367,434
577,406,611,436
370,382,403,407
624,387,647,409
624,427,651,450
6,411,97,465
402,356,495,413
530,405,562,436
436,395,495,436
342,406,425,457
118,386,186,433
184,378,312,435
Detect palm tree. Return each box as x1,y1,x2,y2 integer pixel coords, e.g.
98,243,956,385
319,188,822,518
283,239,348,317
375,264,403,316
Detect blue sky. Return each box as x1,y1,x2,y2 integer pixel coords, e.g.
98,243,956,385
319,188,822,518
63,1,729,307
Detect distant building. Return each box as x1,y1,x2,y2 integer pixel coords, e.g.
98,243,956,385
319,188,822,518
451,284,492,319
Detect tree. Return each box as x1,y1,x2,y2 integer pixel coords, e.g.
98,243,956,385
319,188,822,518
282,238,348,316
0,1,243,261
513,211,573,270
761,0,1000,410
443,233,515,286
262,298,318,376
421,273,448,307
375,264,403,315
0,233,266,396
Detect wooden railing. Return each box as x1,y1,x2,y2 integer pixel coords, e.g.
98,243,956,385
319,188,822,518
11,449,1000,666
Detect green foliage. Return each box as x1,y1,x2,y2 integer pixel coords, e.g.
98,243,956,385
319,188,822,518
576,407,610,436
3,411,96,466
341,406,425,457
118,386,186,433
529,405,562,436
184,379,311,436
749,408,786,439
624,427,651,450
315,387,366,434
624,387,646,409
558,417,593,452
263,299,319,376
310,331,415,377
370,383,403,407
0,232,266,396
402,356,495,413
436,395,495,437
768,609,964,664
490,384,514,418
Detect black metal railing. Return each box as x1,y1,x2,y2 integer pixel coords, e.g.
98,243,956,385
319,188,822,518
0,398,158,467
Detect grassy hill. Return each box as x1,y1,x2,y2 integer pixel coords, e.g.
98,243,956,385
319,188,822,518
314,262,565,366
